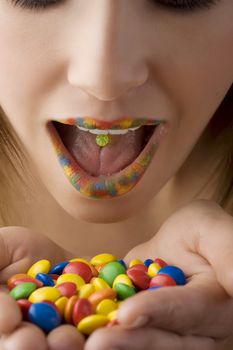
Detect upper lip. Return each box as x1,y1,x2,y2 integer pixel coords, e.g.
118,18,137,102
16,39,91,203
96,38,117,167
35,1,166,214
52,116,162,130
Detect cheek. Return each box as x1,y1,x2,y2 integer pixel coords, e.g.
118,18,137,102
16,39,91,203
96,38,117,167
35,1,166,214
0,17,60,122
146,3,233,129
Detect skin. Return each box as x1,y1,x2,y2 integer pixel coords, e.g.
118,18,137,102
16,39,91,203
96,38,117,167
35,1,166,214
0,0,233,349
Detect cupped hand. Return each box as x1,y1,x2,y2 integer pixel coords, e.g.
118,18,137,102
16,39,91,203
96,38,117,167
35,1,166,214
85,199,233,350
0,226,85,350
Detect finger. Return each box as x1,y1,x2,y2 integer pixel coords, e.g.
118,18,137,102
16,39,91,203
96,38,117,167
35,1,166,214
1,321,47,350
0,293,22,334
84,325,216,350
117,273,233,339
47,324,85,350
196,208,233,298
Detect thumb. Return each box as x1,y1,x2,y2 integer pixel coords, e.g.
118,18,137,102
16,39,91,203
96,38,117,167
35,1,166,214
123,240,154,267
0,227,33,284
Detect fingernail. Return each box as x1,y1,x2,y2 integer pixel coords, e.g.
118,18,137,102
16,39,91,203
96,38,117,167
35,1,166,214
123,315,149,329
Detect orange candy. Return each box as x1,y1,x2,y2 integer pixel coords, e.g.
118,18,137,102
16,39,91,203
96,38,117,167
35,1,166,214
88,288,116,311
64,295,79,324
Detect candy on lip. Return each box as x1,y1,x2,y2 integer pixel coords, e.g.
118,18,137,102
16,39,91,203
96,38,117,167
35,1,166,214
7,255,186,336
53,116,162,130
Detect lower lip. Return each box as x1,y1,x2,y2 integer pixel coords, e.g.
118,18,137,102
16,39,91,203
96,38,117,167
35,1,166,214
47,122,169,199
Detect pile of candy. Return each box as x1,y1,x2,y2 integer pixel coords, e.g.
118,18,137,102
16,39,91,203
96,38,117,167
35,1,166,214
7,254,186,335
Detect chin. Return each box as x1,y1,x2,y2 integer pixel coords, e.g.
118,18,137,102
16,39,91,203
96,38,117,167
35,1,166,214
66,198,136,224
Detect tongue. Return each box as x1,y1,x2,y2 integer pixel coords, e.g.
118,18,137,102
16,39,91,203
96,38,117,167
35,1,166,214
57,124,145,176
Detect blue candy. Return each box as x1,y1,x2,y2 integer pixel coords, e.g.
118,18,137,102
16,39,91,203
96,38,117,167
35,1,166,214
48,261,69,275
158,266,186,285
143,259,153,267
147,286,163,291
118,259,127,269
28,302,61,332
36,273,55,287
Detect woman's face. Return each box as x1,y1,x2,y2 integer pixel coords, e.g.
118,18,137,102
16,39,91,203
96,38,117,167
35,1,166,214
0,0,232,223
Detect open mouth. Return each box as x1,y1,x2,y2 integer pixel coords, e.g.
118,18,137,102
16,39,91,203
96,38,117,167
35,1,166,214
51,121,157,177
47,119,165,199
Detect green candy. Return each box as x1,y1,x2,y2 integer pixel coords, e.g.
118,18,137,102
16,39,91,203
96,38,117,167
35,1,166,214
113,283,136,300
9,282,37,300
96,134,110,147
99,261,126,286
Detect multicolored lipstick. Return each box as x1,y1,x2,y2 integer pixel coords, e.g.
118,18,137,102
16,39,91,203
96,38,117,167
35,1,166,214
47,116,169,200
52,116,162,130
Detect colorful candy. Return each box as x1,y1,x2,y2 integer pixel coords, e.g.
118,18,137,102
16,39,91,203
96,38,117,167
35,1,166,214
7,255,186,336
28,302,61,332
158,266,186,285
63,262,93,283
27,260,51,278
126,269,151,290
9,282,37,300
113,282,136,300
36,273,55,287
99,261,126,286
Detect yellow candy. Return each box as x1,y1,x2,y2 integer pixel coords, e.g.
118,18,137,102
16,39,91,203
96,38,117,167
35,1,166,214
91,277,111,290
112,274,133,288
90,253,117,266
96,299,117,316
108,309,118,321
129,259,144,268
77,315,109,335
147,263,161,277
56,274,85,290
55,296,68,316
28,286,61,303
79,284,96,298
27,260,51,278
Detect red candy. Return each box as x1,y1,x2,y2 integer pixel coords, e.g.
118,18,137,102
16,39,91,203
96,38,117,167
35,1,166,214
127,264,148,272
48,274,59,280
149,274,176,287
72,298,93,326
153,258,167,268
63,262,93,283
127,269,151,290
17,299,32,320
55,282,77,297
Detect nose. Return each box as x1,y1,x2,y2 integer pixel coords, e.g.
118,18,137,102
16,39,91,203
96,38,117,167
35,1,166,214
67,1,148,101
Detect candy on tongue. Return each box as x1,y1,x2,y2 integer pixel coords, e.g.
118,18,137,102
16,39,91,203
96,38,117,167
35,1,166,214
59,125,145,176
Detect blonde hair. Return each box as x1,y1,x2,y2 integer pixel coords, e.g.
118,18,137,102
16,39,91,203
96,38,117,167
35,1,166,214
0,84,232,224
0,107,32,224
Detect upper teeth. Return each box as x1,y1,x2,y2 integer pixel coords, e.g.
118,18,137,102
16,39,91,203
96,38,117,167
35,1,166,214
76,125,141,135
